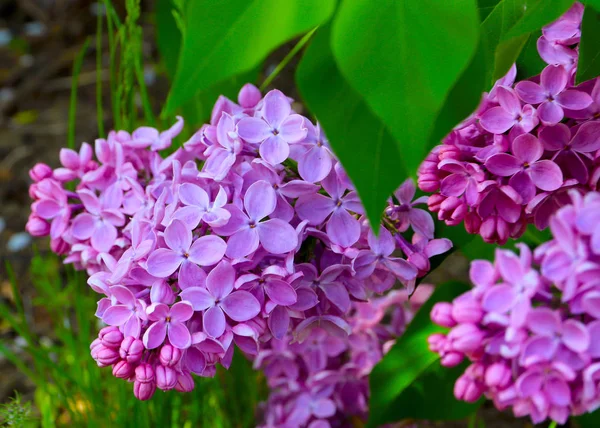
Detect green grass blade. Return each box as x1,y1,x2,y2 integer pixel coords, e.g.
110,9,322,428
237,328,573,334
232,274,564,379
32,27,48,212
68,38,90,149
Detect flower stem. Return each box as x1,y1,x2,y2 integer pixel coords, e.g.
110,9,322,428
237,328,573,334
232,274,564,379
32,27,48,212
259,27,318,91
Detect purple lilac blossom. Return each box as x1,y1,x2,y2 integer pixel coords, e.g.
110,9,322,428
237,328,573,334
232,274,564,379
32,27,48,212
28,83,450,401
418,2,600,244
256,285,433,427
429,190,600,424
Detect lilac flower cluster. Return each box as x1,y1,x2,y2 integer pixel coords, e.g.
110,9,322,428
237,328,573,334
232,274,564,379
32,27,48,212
27,85,450,399
429,190,600,424
256,285,433,427
418,3,600,244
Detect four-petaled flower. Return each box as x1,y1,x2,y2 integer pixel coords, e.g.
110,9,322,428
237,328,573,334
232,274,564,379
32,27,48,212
237,90,307,165
515,65,592,125
143,301,194,349
486,133,563,203
180,261,261,338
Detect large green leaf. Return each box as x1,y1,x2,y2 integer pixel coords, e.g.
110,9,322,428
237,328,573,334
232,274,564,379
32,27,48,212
163,0,336,115
367,280,473,427
330,0,480,177
296,25,407,230
576,4,600,84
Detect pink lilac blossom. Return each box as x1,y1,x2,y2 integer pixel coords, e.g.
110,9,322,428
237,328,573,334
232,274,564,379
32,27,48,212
256,285,433,427
27,85,450,400
418,2,600,244
429,190,600,424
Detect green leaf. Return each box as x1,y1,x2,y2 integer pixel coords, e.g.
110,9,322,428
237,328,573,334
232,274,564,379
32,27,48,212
428,34,488,145
163,0,336,115
576,4,600,84
515,30,547,79
390,361,483,421
368,280,473,427
331,0,480,176
296,25,407,230
156,0,182,79
478,0,502,21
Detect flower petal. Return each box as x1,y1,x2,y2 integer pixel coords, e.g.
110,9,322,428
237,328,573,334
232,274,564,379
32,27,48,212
538,100,564,124
512,133,543,164
188,235,227,266
529,160,563,191
178,260,207,290
570,121,600,153
143,321,167,349
170,301,194,323
259,135,290,165
226,227,259,259
203,306,226,338
485,153,521,176
164,219,191,253
326,209,360,247
221,290,261,322
168,322,192,349
178,183,209,209
556,90,593,110
236,117,271,143
206,260,235,300
180,287,214,311
146,249,183,278
264,279,297,306
244,180,276,221
102,305,131,326
257,219,298,254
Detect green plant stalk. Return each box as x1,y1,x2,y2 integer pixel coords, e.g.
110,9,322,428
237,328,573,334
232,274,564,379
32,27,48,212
96,11,105,138
260,27,318,91
134,55,157,127
67,39,90,149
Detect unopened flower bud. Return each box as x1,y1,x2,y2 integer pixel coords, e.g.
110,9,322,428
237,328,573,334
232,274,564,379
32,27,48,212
238,84,261,108
431,302,456,328
448,324,484,354
451,295,483,324
135,363,155,383
175,371,195,393
156,365,178,391
120,337,144,363
159,344,182,367
29,163,53,182
454,373,484,403
26,215,50,236
441,351,464,367
485,362,512,388
113,360,135,379
95,346,120,366
100,327,124,349
134,380,156,401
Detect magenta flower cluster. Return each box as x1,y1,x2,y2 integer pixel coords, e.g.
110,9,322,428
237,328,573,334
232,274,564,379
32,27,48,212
255,286,433,427
418,2,600,244
429,190,600,424
27,84,450,400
